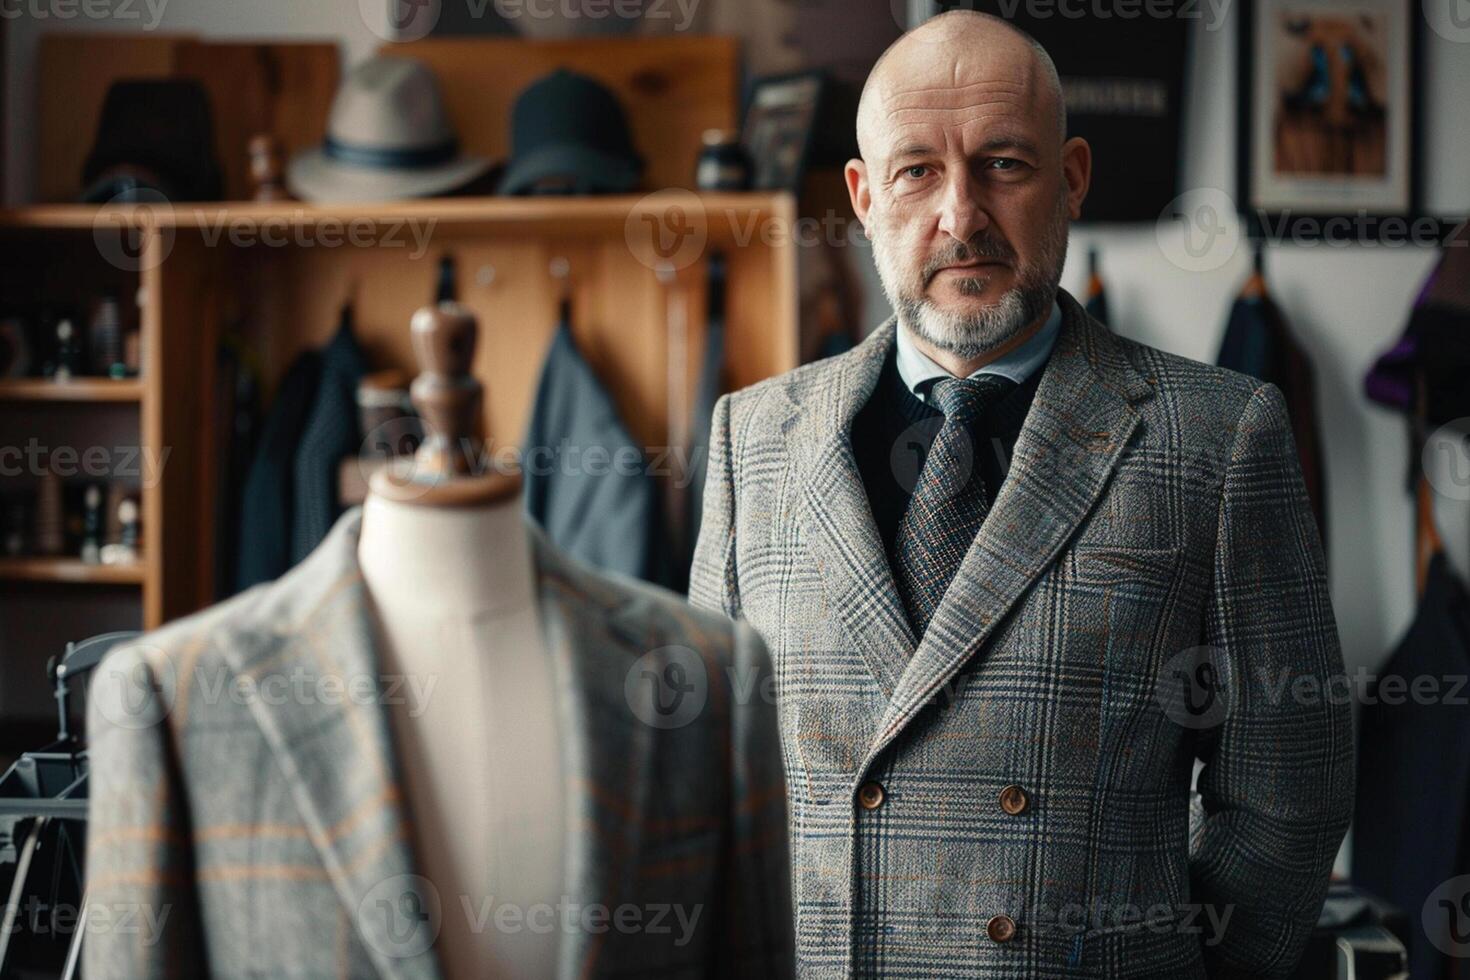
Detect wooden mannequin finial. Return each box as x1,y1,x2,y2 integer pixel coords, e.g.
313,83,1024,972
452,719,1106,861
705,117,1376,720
409,303,481,478
370,302,520,507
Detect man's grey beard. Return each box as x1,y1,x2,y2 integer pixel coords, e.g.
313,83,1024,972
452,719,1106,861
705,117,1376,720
870,195,1070,360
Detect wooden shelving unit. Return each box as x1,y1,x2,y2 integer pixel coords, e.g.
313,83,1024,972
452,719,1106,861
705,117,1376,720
3,32,773,738
0,192,799,637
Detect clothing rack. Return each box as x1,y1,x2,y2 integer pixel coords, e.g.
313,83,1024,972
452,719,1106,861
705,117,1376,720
0,631,137,979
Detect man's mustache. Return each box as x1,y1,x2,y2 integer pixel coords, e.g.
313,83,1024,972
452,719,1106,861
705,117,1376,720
922,237,1018,285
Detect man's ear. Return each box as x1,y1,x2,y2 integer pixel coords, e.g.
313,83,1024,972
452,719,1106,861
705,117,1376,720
845,158,872,228
1060,137,1092,221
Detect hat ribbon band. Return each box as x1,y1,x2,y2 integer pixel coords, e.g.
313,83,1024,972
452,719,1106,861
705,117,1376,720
323,136,460,169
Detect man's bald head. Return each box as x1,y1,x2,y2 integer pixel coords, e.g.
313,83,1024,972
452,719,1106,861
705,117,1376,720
856,11,1066,162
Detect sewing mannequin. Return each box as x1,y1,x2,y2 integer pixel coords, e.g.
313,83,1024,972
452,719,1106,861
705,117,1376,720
357,304,564,979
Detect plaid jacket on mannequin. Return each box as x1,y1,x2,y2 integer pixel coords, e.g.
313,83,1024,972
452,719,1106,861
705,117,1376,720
690,288,1352,978
85,510,793,979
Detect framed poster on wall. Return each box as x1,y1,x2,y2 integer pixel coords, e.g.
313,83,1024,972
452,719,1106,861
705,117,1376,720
940,1,1189,223
1238,0,1422,241
742,72,829,192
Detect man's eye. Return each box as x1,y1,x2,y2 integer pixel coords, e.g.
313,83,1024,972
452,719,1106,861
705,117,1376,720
988,158,1020,171
901,165,930,180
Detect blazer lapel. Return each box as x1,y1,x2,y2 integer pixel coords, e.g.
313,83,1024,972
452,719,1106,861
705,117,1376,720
527,526,652,980
789,318,918,699
217,511,441,980
867,293,1156,768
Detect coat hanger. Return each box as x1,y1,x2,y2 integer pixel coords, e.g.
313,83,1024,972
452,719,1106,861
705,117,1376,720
550,256,572,324
338,278,360,338
1240,240,1267,300
369,303,519,508
435,253,457,304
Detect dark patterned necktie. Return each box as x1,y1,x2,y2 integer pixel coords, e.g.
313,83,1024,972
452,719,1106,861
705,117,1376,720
893,373,1018,638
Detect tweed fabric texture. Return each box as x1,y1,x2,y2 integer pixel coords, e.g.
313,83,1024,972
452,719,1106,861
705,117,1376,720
893,374,1018,636
690,288,1353,978
85,509,794,979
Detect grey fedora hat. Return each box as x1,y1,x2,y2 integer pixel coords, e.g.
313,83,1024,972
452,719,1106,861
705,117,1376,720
288,56,490,203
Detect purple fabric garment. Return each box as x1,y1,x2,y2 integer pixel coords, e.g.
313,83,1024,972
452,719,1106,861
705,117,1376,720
1364,220,1470,419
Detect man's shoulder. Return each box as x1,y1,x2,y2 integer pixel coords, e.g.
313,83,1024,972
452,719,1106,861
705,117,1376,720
1108,329,1266,415
732,348,851,403
722,328,889,431
1104,330,1293,468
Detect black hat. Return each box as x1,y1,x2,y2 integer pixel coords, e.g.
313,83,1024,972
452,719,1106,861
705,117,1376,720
498,70,643,196
80,79,223,203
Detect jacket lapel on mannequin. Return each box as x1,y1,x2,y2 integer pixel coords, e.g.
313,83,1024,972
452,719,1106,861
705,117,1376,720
528,526,654,980
217,511,442,980
789,319,919,699
864,295,1156,771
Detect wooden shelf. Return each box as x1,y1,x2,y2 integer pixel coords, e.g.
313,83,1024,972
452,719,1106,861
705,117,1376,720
0,378,144,403
0,557,146,585
0,192,793,236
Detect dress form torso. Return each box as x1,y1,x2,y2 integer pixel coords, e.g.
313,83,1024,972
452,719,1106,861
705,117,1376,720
357,492,565,980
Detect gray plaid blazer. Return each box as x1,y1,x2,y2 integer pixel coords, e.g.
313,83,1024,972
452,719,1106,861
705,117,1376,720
85,509,793,979
690,288,1353,978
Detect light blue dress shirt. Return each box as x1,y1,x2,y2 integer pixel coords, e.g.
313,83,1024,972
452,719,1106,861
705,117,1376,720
895,298,1062,407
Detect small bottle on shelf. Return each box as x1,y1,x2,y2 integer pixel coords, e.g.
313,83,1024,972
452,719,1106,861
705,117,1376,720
34,465,64,556
52,318,84,381
90,290,125,378
81,483,103,564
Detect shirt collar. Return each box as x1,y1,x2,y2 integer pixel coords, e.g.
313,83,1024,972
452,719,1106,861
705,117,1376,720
894,297,1062,404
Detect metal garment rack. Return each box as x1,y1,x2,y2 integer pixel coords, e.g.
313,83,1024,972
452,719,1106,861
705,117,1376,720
0,631,138,980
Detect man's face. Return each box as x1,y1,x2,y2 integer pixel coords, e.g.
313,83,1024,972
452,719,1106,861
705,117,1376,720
849,42,1088,359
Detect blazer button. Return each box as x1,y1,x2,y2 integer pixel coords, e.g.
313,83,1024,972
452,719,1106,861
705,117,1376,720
998,784,1029,815
986,913,1017,943
856,781,885,810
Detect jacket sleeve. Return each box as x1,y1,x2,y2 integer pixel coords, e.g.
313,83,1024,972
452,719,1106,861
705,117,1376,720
690,393,741,618
84,643,207,978
1191,382,1353,977
716,620,794,980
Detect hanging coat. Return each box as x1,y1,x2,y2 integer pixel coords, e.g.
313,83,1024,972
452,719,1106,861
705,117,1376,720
290,319,368,564
1353,551,1470,980
234,350,323,592
523,319,658,583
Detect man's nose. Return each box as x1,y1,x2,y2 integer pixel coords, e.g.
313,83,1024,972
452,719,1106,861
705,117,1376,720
936,171,989,244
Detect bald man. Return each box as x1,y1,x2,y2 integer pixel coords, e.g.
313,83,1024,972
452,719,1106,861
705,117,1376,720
691,11,1351,979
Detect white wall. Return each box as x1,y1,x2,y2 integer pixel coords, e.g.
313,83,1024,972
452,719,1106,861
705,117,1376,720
4,0,1469,670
